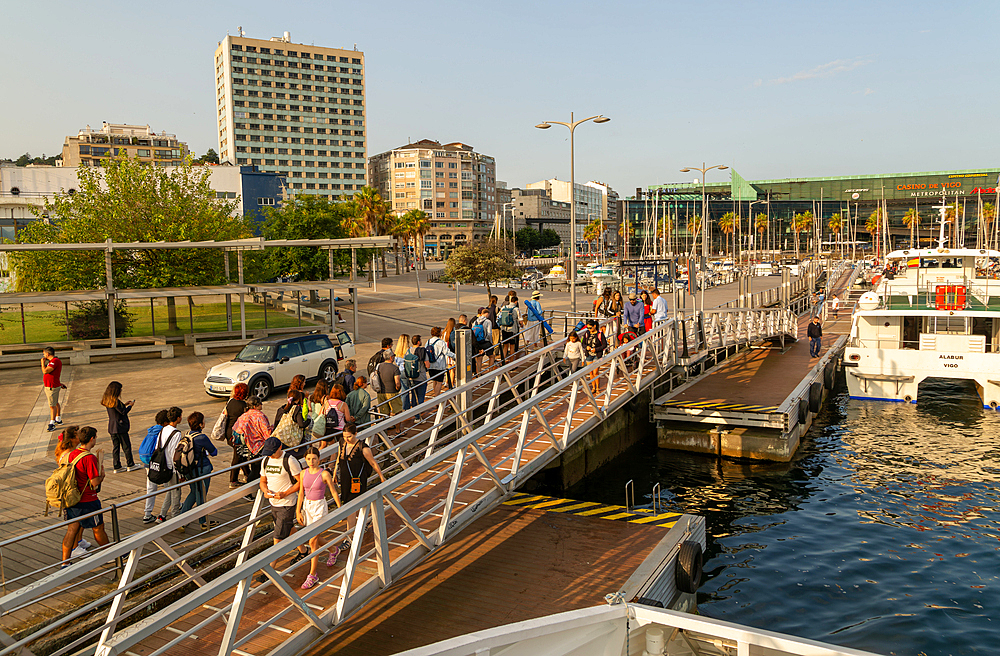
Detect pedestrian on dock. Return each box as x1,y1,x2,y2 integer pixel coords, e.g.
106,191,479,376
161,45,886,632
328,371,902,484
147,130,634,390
139,410,168,523
101,381,140,473
346,377,372,427
232,396,269,498
473,307,494,367
425,327,454,396
403,334,430,415
498,294,523,360
223,383,250,490
487,295,500,356
581,320,609,394
623,292,645,335
640,290,654,333
830,294,840,319
808,316,823,358
333,423,385,554
41,347,66,433
563,331,583,373
650,288,669,324
60,427,109,564
374,351,402,419
295,446,341,589
177,412,218,532
254,437,309,584
155,407,185,522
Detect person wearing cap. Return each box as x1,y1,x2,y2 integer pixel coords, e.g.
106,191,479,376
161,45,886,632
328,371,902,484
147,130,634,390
623,291,645,335
523,290,545,348
255,437,309,584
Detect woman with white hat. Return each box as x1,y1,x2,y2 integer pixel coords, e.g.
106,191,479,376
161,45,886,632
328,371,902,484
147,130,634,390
523,290,545,348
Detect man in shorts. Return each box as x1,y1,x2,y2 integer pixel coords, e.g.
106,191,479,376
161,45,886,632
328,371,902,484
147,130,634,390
256,437,309,583
375,351,402,418
42,347,65,432
61,426,109,564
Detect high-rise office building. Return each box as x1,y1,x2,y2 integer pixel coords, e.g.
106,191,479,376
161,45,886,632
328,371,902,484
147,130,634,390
213,31,366,199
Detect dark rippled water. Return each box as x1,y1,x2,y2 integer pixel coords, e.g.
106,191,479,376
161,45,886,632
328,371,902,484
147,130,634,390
556,379,1000,656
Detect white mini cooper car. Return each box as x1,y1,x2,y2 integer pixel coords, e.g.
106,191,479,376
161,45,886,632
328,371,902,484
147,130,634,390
203,331,356,400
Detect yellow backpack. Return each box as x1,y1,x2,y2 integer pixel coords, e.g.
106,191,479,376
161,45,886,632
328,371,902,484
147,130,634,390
44,452,89,516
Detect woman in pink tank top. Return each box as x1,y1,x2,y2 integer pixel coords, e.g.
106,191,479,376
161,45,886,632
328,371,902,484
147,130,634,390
296,447,341,589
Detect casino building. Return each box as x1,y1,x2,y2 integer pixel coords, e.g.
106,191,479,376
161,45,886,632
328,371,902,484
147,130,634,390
621,167,1000,257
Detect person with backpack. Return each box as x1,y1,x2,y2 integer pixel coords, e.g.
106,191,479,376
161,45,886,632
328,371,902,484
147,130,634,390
425,326,454,397
346,377,372,427
333,360,357,396
374,351,402,421
59,427,109,565
523,290,553,349
367,338,395,380
272,390,310,457
232,396,270,500
391,333,412,414
580,319,609,395
101,381,139,473
497,295,523,361
487,295,500,352
51,426,92,557
472,308,494,368
254,437,310,584
139,410,168,523
403,335,430,416
177,412,219,533
323,385,352,441
307,381,329,444
153,407,184,523
333,423,385,554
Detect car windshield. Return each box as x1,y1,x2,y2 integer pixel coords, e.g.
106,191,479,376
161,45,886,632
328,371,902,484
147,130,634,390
234,344,275,363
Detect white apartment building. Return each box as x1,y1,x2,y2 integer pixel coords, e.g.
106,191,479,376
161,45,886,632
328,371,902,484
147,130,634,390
213,31,366,199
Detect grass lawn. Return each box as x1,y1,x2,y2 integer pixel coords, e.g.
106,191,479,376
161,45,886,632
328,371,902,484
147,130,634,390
0,301,319,345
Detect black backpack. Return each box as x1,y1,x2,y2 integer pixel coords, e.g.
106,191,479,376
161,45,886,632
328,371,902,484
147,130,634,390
367,351,384,377
147,429,174,485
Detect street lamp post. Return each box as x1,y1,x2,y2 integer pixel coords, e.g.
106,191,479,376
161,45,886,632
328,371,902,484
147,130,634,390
679,162,728,315
536,112,610,314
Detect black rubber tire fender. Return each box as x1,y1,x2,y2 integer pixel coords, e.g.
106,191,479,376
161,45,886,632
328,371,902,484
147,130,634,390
798,398,808,425
824,361,836,390
675,540,704,594
809,381,823,413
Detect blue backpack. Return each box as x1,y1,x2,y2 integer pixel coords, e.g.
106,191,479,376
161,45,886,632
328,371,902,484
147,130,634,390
473,322,488,342
425,338,440,364
139,425,163,458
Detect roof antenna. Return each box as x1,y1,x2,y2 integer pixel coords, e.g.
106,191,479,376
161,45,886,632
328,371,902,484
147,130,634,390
237,25,245,37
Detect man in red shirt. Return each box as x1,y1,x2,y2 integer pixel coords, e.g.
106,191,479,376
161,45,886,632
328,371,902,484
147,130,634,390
61,427,109,564
41,347,65,432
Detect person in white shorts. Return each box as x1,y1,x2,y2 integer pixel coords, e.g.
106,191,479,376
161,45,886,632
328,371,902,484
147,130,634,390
295,446,341,589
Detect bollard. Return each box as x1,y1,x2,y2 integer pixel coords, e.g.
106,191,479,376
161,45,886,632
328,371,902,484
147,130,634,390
455,328,474,416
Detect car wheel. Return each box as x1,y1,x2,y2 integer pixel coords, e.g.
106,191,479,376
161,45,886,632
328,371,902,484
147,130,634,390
320,361,338,385
249,376,272,400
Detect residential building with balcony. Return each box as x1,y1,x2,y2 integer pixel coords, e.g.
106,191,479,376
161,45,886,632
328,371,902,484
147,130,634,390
61,123,187,167
214,31,366,200
368,139,497,257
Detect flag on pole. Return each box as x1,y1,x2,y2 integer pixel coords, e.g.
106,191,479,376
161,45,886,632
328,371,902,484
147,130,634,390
907,257,919,268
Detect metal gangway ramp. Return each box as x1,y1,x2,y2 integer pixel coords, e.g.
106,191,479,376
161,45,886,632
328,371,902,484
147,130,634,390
0,308,797,656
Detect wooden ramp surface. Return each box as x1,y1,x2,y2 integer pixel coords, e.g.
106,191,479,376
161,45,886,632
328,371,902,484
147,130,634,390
301,504,668,656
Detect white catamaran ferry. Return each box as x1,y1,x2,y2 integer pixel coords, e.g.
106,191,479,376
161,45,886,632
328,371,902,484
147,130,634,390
844,245,1000,408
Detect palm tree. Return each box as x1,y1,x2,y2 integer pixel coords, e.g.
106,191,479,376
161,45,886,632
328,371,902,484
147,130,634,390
945,202,964,246
901,208,920,249
982,202,996,250
828,213,843,259
404,209,431,269
792,211,813,259
865,210,881,255
348,186,392,277
389,212,412,274
686,215,702,255
718,212,736,256
583,218,602,256
755,213,768,259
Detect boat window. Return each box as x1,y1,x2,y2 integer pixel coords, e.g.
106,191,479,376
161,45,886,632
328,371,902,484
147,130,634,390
929,316,969,334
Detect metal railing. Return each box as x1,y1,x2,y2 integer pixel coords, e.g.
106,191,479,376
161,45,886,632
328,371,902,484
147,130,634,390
0,307,800,656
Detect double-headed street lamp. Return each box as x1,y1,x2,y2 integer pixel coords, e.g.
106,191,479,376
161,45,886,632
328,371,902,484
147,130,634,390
536,112,611,314
679,162,728,314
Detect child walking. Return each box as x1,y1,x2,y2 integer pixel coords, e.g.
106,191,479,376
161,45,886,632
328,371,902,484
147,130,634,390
101,381,140,472
296,446,341,589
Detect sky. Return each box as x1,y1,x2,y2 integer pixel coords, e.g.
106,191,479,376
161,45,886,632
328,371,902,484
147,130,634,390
4,0,998,196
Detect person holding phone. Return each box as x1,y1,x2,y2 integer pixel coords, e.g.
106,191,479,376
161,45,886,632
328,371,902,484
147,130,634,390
101,381,140,472
41,347,66,433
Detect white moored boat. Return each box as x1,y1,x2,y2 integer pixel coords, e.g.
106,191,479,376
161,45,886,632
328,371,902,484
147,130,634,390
844,243,1000,407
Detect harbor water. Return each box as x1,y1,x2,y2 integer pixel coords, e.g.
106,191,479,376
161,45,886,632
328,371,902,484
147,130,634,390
556,378,1000,656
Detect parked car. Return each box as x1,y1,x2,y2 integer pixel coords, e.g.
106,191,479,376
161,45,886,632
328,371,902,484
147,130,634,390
203,331,356,400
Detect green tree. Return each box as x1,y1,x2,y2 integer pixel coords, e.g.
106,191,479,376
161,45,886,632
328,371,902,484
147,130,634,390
444,238,518,300
901,208,920,249
15,153,31,167
866,209,882,253
538,229,562,250
828,213,843,257
260,194,351,280
792,210,813,259
582,218,603,254
9,154,246,330
515,227,541,254
718,212,736,255
755,213,768,255
347,186,392,277
195,148,219,165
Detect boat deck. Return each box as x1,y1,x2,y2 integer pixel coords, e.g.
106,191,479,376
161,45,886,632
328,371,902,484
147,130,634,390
300,503,678,656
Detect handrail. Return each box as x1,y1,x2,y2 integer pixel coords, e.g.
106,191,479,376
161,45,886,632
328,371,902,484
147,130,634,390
0,301,804,656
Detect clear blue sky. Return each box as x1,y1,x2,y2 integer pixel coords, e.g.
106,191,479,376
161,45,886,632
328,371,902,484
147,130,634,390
5,0,998,195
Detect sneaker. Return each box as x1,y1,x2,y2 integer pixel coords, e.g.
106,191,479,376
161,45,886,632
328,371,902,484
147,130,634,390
244,494,256,502
156,515,166,524
126,464,143,472
47,423,56,432
229,483,240,489
300,574,319,589
77,538,91,550
325,546,340,566
54,418,63,425
253,573,267,584
112,468,127,474
71,546,87,559
176,526,186,534
338,319,347,324
199,521,219,531
142,515,156,524
289,549,310,566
